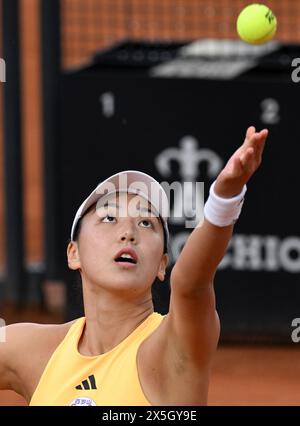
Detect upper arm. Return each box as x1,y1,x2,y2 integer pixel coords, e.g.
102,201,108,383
0,324,24,392
0,321,73,400
0,322,51,396
164,271,220,369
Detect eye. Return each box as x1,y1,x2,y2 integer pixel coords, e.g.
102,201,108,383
101,214,116,223
139,219,153,228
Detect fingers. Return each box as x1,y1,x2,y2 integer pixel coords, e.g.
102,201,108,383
240,147,254,167
231,147,254,175
246,126,256,141
245,126,268,143
255,129,268,140
258,128,269,141
221,127,268,182
239,127,268,170
253,129,268,157
246,127,268,154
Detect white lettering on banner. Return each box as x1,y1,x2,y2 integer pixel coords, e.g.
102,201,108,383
0,58,5,83
155,135,222,228
219,235,300,273
232,235,263,270
264,236,278,270
153,136,299,273
291,318,300,343
291,58,300,83
169,233,300,273
99,92,115,117
279,237,300,273
260,98,280,124
0,318,6,343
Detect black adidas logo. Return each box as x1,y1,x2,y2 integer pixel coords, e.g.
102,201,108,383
75,375,97,390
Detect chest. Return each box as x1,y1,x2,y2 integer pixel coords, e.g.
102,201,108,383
27,339,152,405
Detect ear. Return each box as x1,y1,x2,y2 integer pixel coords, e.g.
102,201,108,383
157,253,169,282
67,241,81,271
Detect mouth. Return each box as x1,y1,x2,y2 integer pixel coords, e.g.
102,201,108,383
114,247,138,266
115,256,136,264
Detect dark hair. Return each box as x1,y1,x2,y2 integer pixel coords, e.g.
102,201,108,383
72,203,95,242
73,203,168,254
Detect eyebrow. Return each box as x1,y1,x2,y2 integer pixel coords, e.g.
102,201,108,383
101,201,156,215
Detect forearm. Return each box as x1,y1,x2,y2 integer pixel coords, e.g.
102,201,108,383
171,126,268,294
171,175,244,292
171,218,234,293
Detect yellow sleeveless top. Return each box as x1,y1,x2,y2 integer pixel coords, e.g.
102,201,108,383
30,312,165,406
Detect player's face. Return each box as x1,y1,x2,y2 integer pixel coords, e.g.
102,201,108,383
68,192,168,294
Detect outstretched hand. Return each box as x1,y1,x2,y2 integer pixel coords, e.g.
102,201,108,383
214,126,269,198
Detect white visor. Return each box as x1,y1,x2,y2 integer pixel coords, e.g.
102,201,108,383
70,170,170,250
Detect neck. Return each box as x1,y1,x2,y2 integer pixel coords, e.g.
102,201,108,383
78,283,154,356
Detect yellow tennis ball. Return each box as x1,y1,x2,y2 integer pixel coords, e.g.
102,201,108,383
237,4,277,45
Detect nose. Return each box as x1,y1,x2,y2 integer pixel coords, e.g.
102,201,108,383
118,220,137,244
120,233,135,243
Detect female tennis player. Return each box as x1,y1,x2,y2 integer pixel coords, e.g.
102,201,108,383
0,126,268,406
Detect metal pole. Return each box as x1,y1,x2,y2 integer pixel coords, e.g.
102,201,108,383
40,0,63,281
2,0,26,304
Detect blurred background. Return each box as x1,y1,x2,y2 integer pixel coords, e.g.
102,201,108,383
1,0,300,405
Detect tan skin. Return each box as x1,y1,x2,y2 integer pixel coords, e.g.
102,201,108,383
0,126,268,405
70,192,169,357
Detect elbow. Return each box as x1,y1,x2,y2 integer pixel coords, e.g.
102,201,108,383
170,267,214,297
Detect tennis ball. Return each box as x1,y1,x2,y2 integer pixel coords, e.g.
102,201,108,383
237,4,277,45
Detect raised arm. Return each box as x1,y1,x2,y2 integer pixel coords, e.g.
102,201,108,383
171,126,268,292
162,126,269,378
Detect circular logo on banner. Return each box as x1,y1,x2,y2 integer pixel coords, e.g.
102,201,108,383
69,397,97,406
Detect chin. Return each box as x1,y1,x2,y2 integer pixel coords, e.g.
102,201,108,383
104,276,150,294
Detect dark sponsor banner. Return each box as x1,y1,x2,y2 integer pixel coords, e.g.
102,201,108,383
60,42,300,342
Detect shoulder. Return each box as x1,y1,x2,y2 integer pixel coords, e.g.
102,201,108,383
4,320,76,350
0,319,78,400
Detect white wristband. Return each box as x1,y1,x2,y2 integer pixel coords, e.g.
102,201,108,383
203,181,247,227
